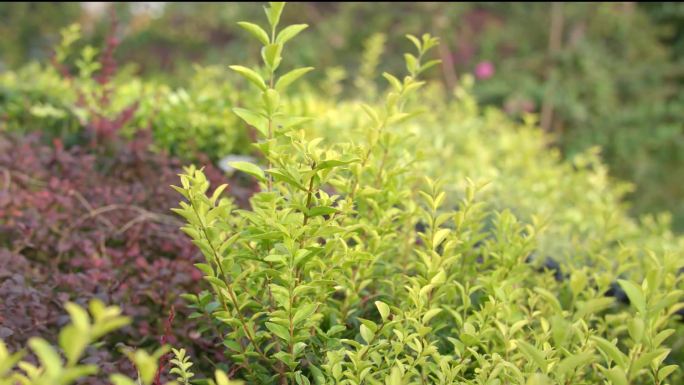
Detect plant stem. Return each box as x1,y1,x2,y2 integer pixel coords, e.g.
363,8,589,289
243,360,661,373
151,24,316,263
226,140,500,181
189,195,270,366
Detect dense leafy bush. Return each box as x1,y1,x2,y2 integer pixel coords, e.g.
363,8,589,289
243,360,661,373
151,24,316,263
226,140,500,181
4,3,684,227
458,3,684,229
167,3,684,384
2,3,684,385
0,299,245,385
97,3,684,229
0,21,251,162
128,65,252,162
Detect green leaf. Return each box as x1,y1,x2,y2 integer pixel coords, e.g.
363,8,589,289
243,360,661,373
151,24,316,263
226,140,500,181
430,269,446,285
533,287,562,313
603,367,628,385
194,263,214,276
266,2,286,29
433,228,450,248
421,33,439,52
382,72,402,91
59,325,89,366
375,301,390,322
210,184,229,205
223,340,242,352
293,341,307,357
618,279,646,313
388,367,402,385
627,317,644,343
266,322,291,341
293,303,317,326
232,107,268,136
419,59,442,74
360,324,374,343
515,340,547,372
387,111,422,126
0,342,24,376
361,104,380,125
276,24,308,44
205,276,228,289
404,53,418,75
28,338,63,377
590,336,628,367
267,168,306,190
262,43,283,71
308,206,338,217
281,116,315,130
215,369,241,385
229,161,266,182
525,373,551,385
110,374,137,385
422,308,442,324
276,67,314,92
653,329,675,347
309,365,326,385
658,365,679,382
406,34,421,51
315,158,359,170
61,365,98,384
327,325,346,336
631,349,670,380
262,88,281,115
237,21,270,45
65,302,90,332
556,352,595,377
229,65,267,91
575,297,615,319
264,254,287,264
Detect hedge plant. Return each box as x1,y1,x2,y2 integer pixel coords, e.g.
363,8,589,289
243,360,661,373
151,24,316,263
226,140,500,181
170,3,684,385
2,3,683,385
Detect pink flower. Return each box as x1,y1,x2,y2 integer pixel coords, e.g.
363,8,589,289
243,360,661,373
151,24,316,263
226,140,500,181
475,61,495,80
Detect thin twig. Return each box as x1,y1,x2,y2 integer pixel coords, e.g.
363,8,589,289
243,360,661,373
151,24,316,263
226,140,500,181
540,2,565,133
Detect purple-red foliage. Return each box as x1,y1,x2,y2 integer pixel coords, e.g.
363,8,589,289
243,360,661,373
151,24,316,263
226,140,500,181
1,7,261,381
0,131,233,379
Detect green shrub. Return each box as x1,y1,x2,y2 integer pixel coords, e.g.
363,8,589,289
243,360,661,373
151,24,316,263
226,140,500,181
130,2,684,229
5,4,684,227
3,3,683,385
0,26,251,161
0,300,171,385
128,65,252,161
0,300,245,385
170,3,684,384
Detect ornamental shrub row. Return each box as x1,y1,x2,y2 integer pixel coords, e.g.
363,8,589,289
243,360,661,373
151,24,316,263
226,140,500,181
1,3,683,385
169,3,684,384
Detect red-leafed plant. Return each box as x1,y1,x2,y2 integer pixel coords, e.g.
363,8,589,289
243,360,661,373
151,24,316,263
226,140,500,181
0,130,236,380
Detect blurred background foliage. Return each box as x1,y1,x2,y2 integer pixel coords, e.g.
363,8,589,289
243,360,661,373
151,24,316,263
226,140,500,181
1,2,683,229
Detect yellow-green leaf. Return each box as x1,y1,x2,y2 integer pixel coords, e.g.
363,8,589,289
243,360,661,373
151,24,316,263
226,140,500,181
603,367,628,385
229,161,265,182
618,279,646,313
229,65,267,91
515,340,547,372
276,24,308,44
557,352,595,377
360,324,374,343
275,67,314,92
590,336,627,367
375,301,390,322
237,22,270,45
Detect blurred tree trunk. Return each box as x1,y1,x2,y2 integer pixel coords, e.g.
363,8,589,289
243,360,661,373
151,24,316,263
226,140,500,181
541,2,565,133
